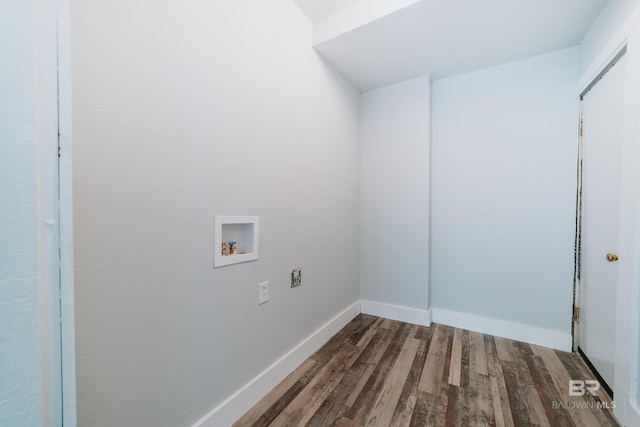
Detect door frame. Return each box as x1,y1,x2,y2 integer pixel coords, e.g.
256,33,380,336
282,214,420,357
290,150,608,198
572,44,627,349
56,0,77,424
34,0,63,424
572,46,627,397
38,0,76,424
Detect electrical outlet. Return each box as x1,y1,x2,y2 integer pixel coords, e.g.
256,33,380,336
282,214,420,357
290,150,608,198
291,268,302,288
258,281,268,305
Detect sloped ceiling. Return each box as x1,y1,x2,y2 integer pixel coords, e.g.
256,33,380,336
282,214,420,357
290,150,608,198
295,0,609,91
293,0,360,22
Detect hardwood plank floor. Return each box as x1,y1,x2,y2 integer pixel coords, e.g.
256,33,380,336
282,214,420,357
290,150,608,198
233,315,620,427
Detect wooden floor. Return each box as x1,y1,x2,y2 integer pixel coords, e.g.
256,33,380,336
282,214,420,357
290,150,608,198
234,314,620,427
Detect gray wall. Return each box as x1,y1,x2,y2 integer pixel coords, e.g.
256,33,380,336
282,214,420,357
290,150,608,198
431,47,580,333
71,1,360,426
360,76,431,311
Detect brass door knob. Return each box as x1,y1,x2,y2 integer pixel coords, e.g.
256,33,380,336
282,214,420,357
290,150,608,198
606,253,619,262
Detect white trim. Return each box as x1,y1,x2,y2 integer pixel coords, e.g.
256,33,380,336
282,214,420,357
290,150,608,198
56,0,77,423
360,300,431,327
432,308,572,351
577,39,627,96
615,384,640,427
615,13,640,424
34,0,64,424
192,301,361,427
576,7,640,95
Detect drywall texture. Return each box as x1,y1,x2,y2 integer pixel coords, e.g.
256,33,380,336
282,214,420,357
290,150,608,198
0,1,40,425
431,47,580,334
71,1,360,426
360,76,430,311
581,0,640,71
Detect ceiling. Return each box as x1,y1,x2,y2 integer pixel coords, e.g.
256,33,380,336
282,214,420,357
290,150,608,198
294,0,609,91
293,0,360,22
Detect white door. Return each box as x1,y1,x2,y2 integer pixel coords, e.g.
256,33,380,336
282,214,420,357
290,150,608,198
579,52,627,391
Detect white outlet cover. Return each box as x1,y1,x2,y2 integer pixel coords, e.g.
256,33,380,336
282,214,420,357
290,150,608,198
258,281,268,305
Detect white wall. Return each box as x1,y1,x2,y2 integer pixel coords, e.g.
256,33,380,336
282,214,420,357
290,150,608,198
0,2,40,425
1,1,62,425
359,76,431,323
612,22,640,423
431,47,580,348
578,6,640,425
71,1,360,426
581,0,640,72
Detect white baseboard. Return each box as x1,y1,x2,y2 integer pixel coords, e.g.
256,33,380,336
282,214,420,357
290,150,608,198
431,308,572,351
192,301,361,427
360,300,431,327
194,301,573,427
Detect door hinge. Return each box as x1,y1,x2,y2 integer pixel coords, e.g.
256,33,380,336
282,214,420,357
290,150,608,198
573,306,580,323
579,118,584,138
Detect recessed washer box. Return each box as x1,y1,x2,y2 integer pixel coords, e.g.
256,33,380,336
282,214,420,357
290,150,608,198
214,216,259,268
